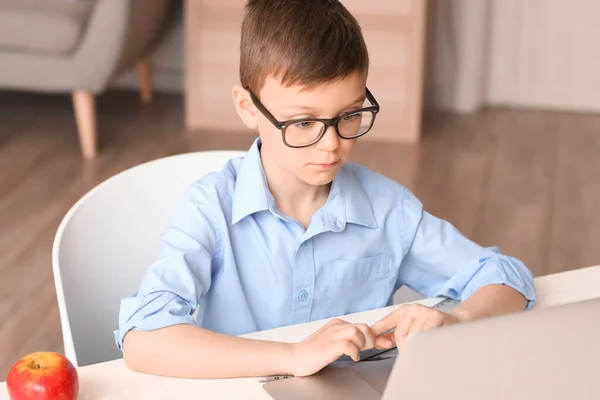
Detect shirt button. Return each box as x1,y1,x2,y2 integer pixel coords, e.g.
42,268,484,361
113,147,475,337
298,290,309,302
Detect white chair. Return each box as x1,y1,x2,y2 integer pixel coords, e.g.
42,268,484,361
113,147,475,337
52,150,247,367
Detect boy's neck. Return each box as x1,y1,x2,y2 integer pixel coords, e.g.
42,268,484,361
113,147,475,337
260,153,330,230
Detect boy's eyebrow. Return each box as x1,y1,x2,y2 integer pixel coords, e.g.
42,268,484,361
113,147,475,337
284,93,367,112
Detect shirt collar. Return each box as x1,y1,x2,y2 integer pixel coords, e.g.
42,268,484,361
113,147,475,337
231,138,378,230
231,138,274,224
317,164,378,232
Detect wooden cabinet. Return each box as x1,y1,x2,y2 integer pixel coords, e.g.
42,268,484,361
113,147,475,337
185,0,426,142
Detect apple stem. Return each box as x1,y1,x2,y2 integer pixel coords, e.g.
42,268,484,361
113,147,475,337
37,364,41,369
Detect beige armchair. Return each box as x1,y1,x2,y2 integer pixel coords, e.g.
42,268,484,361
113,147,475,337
0,0,175,158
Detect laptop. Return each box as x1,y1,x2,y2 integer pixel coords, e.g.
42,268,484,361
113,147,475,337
263,297,600,400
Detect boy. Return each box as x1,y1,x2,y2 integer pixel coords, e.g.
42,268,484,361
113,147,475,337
116,0,535,379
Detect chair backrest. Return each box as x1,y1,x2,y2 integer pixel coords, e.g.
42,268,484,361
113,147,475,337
52,150,246,367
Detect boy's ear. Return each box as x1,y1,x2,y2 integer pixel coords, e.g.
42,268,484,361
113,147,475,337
232,85,258,130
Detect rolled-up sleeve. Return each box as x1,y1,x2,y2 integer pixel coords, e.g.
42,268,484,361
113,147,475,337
396,188,536,310
114,184,219,350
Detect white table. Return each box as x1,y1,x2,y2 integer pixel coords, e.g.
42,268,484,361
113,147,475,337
3,266,600,400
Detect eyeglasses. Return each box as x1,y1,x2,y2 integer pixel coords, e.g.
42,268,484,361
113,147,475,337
245,86,380,148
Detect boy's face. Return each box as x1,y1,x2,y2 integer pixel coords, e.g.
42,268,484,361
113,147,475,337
233,72,366,187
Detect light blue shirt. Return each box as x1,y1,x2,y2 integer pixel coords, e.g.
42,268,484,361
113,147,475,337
115,138,536,350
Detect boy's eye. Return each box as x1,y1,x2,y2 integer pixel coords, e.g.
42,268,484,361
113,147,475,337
292,121,315,129
342,113,360,121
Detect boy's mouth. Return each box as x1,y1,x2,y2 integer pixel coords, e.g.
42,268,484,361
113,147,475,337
312,160,340,169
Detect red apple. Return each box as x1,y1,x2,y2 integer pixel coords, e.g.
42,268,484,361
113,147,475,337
6,352,78,400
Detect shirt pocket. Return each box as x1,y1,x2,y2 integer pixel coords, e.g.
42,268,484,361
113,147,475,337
320,254,395,318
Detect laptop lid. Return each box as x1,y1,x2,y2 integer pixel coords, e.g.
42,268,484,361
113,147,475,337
383,297,600,400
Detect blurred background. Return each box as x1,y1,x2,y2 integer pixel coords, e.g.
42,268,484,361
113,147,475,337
2,0,600,379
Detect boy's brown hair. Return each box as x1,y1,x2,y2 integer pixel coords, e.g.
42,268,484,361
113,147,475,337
240,0,369,93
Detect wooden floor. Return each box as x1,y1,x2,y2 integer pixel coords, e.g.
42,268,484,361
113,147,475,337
2,90,600,379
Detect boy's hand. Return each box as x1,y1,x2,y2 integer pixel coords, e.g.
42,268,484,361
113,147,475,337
289,318,375,377
371,304,461,350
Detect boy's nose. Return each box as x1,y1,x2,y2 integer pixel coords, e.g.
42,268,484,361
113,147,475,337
317,125,340,151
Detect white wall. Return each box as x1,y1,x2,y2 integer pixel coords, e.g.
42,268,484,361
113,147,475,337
423,0,490,112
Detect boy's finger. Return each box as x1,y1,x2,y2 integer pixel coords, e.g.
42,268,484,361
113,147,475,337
374,332,395,349
407,316,427,336
371,309,404,335
354,324,375,349
338,341,360,362
394,315,414,350
336,325,366,349
326,318,348,327
422,316,444,332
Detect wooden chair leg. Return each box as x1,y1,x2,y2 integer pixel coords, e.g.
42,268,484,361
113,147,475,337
136,58,154,105
72,91,97,159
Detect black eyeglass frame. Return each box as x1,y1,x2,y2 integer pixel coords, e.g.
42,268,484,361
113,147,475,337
245,86,380,148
